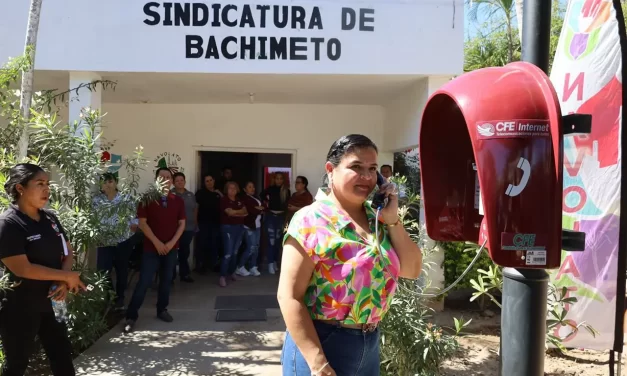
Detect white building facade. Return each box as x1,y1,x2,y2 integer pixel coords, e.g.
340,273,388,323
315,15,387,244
1,0,463,193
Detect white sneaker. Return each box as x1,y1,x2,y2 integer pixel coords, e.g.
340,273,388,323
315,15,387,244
249,266,261,276
268,263,276,275
235,266,250,277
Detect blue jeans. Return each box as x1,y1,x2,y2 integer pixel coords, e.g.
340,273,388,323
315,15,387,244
96,237,134,305
238,227,260,269
126,250,178,320
220,224,244,277
281,321,380,376
196,222,221,269
265,213,285,264
173,230,194,279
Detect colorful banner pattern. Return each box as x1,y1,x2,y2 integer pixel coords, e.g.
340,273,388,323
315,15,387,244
549,0,623,350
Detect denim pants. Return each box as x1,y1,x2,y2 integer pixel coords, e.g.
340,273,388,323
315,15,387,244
238,227,260,269
196,222,221,269
265,213,285,264
281,321,380,376
220,224,244,277
96,237,134,305
173,230,194,279
126,250,178,320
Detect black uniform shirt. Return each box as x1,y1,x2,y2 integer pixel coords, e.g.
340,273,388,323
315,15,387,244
195,189,221,224
0,205,67,312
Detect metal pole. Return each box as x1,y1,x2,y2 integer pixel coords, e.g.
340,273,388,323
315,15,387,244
499,1,552,376
500,268,549,375
521,0,552,72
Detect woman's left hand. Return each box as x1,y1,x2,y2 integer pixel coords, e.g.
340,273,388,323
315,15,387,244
378,183,400,224
48,282,68,301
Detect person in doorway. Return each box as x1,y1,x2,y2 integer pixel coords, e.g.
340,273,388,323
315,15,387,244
219,181,247,287
171,172,197,283
195,174,222,274
92,173,139,311
0,163,86,376
124,167,186,333
216,166,233,193
380,164,393,180
285,175,314,226
277,135,422,376
235,181,265,277
261,172,290,275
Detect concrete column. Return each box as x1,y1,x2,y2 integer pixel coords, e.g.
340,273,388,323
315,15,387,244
419,75,453,310
69,71,102,137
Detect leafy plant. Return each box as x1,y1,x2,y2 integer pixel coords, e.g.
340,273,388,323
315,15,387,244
545,284,599,352
379,177,471,376
440,240,494,294
0,53,161,367
468,258,598,352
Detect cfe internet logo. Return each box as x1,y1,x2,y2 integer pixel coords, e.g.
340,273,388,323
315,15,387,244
476,120,550,139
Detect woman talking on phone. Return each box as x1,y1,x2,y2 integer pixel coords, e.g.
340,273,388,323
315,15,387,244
0,163,85,376
277,135,422,376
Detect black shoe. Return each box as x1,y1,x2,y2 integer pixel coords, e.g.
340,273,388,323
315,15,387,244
157,310,173,322
123,319,136,333
181,276,194,283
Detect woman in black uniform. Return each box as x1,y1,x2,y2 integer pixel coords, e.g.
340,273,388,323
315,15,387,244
0,163,85,376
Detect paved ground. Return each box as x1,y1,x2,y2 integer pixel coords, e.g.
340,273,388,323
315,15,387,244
74,272,285,376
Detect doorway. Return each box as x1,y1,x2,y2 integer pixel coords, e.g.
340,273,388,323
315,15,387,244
197,150,293,270
198,151,293,193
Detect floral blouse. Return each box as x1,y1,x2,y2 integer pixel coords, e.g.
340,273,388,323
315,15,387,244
284,189,401,324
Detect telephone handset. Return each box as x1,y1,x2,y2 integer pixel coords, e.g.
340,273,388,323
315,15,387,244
505,157,531,197
371,172,389,209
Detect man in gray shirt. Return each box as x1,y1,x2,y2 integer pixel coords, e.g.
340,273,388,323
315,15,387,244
171,172,198,283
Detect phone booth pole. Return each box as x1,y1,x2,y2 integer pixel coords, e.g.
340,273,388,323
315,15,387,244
499,0,553,375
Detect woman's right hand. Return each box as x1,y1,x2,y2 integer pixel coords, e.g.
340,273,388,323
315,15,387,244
312,362,336,376
63,271,86,293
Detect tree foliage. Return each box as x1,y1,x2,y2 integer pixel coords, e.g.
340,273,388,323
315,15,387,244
0,54,162,365
464,0,566,72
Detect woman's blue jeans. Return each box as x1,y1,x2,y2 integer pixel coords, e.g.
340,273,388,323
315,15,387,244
265,213,285,264
238,227,260,269
281,321,381,376
220,224,244,277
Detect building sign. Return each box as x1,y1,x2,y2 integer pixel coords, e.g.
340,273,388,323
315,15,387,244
143,3,375,61
154,152,184,174
0,0,463,75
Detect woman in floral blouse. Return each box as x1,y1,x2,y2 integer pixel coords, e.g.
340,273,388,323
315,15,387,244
277,134,422,376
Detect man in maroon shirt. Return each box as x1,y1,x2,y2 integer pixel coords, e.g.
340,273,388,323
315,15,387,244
124,168,186,333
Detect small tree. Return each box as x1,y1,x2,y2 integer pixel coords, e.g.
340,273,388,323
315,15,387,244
0,54,161,364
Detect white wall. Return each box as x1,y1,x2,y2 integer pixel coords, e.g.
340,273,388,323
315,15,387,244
101,103,391,192
0,0,464,75
383,75,452,152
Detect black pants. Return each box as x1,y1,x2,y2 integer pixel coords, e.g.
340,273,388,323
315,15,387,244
0,307,75,376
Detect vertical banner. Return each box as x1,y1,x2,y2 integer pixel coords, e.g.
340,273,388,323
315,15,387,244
549,0,625,350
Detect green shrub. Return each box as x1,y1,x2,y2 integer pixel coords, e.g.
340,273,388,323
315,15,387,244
440,240,494,292
0,54,160,369
379,176,470,376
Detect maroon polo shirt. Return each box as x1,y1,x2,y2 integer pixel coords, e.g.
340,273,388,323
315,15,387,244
137,193,186,252
220,196,246,225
